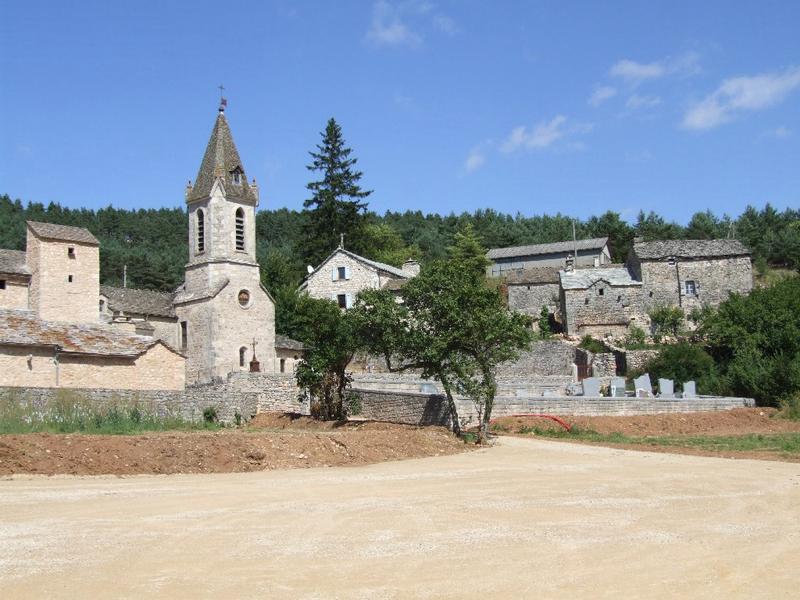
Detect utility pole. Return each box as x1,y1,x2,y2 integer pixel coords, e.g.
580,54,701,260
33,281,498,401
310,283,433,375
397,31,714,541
572,220,578,267
123,265,127,288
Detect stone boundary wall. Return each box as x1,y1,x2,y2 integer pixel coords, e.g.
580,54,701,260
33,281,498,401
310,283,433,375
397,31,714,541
352,373,574,398
0,372,305,426
352,387,755,429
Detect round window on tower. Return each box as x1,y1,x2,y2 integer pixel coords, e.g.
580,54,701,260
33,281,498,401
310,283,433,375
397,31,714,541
238,289,252,308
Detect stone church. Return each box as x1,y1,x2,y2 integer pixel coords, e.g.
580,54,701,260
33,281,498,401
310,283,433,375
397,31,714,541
0,105,301,389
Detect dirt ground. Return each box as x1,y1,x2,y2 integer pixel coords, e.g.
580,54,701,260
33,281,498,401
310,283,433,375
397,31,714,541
491,407,800,436
0,416,467,476
2,437,799,598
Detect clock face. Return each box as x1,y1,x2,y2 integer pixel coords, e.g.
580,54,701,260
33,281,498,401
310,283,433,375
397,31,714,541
238,289,251,307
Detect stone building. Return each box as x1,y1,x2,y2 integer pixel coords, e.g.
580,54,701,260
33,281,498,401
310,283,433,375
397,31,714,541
0,249,30,310
628,239,752,312
300,245,419,308
100,285,180,348
487,237,611,277
503,268,560,318
559,266,644,337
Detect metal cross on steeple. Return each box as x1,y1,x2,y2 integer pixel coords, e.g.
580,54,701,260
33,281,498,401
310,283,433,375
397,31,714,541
218,84,227,111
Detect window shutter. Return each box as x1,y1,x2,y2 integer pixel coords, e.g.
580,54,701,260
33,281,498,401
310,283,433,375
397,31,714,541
345,266,351,280
345,294,352,309
330,293,337,303
331,267,337,281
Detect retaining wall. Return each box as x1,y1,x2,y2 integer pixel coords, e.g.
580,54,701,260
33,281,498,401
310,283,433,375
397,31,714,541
0,372,305,425
352,387,755,429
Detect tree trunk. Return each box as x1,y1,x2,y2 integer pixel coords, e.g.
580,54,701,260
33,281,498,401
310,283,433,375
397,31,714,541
438,372,462,437
478,368,497,444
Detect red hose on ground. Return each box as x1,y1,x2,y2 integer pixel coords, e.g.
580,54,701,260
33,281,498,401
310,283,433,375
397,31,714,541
490,414,572,432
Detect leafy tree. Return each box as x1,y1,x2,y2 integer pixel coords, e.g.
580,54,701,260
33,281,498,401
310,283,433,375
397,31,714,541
291,295,360,421
648,305,684,341
360,222,421,267
701,277,800,406
352,226,532,441
301,118,372,266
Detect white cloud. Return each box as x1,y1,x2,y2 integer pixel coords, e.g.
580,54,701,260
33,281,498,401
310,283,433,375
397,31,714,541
764,126,792,139
366,1,422,47
610,52,700,84
588,85,617,106
433,14,458,35
500,116,591,153
464,146,487,172
682,66,800,130
626,94,662,109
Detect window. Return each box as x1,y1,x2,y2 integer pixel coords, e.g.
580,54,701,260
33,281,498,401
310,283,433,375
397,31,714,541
685,280,697,296
338,266,346,280
67,247,75,258
231,169,242,185
99,299,105,311
337,294,347,309
0,280,5,290
239,346,247,367
235,208,245,251
598,288,604,296
667,257,676,266
67,275,73,283
197,209,205,253
180,321,187,350
280,358,286,373
238,289,251,308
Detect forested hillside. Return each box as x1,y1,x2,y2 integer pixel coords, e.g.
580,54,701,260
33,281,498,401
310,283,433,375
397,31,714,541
1,194,798,297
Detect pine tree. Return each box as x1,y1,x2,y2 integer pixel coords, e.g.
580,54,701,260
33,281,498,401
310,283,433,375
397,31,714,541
302,118,372,265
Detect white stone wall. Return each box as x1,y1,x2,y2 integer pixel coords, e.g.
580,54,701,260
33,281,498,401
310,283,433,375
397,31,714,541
507,282,560,317
561,282,645,336
305,250,403,306
0,276,29,310
27,230,99,324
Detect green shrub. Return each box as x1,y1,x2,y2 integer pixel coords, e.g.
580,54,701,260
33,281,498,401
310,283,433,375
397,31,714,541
649,305,684,341
779,393,800,420
641,343,721,395
202,406,218,424
538,305,552,339
624,326,647,349
579,335,607,354
347,392,363,416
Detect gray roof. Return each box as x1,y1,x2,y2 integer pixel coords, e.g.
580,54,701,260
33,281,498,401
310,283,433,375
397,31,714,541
275,334,304,351
0,309,178,357
502,267,560,285
100,285,176,318
559,266,642,290
27,221,99,245
0,249,29,276
312,248,408,280
633,239,750,260
188,111,258,205
487,237,608,260
173,278,230,305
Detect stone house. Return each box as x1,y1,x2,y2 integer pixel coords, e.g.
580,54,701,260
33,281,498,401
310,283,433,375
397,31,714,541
559,266,644,337
0,249,30,311
487,237,611,277
503,268,561,319
100,285,180,347
628,239,752,313
300,246,419,308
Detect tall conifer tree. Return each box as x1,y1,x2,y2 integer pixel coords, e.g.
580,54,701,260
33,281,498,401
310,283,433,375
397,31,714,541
302,118,372,265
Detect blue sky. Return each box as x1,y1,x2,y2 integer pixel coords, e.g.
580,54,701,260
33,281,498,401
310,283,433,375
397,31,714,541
1,1,798,223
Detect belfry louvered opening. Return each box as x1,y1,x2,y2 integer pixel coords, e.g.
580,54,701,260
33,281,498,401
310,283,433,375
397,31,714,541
235,208,245,251
197,209,205,253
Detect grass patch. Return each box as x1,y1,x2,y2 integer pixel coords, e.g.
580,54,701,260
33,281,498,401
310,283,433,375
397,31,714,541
0,391,221,435
521,426,800,457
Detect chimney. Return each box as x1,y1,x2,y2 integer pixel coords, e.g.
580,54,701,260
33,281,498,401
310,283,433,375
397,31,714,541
565,254,575,272
402,260,420,277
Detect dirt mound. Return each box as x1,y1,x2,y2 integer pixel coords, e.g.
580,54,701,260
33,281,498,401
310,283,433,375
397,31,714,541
492,408,800,437
0,420,468,476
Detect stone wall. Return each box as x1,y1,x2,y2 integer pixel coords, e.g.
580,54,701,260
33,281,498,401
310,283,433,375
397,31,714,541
0,276,29,310
0,372,304,425
507,282,560,317
561,280,645,337
496,340,577,377
622,349,661,374
352,387,755,429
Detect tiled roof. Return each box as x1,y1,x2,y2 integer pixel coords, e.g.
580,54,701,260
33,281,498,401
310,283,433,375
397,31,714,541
26,221,99,245
173,279,230,305
100,285,176,318
275,334,304,351
188,111,258,205
487,237,608,260
559,266,642,290
502,267,560,285
382,278,407,291
0,249,29,276
633,239,750,260
0,309,169,357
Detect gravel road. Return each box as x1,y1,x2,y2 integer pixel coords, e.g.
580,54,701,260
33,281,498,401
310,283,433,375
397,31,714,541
2,436,799,598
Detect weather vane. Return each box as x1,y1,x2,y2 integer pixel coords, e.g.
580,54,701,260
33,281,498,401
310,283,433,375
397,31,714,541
218,84,227,111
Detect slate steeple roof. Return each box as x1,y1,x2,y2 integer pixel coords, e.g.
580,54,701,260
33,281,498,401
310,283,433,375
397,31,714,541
187,109,258,205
